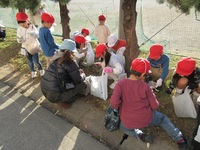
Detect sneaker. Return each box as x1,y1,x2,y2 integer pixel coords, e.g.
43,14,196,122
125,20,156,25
31,71,37,78
40,70,45,76
177,138,188,150
140,133,154,144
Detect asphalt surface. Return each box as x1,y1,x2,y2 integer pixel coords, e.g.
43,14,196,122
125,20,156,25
0,81,110,150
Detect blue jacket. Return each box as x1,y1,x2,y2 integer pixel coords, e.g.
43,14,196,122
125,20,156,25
39,27,59,57
147,54,169,80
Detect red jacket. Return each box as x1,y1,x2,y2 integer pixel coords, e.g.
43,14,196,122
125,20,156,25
112,39,126,51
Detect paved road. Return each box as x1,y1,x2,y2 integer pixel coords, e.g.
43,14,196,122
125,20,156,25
0,81,110,150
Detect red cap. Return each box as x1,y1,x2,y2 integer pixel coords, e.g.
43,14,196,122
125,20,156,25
41,12,55,24
81,28,90,35
75,35,86,44
16,12,28,21
176,57,196,76
131,58,151,74
148,44,163,59
98,15,106,21
95,43,107,58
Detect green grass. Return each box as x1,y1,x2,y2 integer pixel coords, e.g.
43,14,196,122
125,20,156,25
0,28,62,73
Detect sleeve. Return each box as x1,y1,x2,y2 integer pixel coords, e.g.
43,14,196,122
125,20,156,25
16,28,25,43
160,56,169,80
66,63,83,84
74,51,85,59
146,86,159,110
45,30,59,49
110,83,122,110
112,62,123,74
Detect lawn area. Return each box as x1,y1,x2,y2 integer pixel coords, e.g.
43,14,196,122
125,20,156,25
0,27,198,146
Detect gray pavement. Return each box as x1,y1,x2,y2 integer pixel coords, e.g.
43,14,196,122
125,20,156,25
0,66,181,150
0,81,110,150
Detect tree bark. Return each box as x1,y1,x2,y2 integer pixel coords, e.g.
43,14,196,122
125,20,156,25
118,0,125,39
122,0,140,74
59,3,70,40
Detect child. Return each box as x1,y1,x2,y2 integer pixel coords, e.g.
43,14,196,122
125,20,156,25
147,44,170,88
110,58,188,150
95,43,125,89
16,12,44,78
39,12,59,69
74,35,87,66
167,57,200,100
70,28,90,41
107,34,126,65
94,15,111,43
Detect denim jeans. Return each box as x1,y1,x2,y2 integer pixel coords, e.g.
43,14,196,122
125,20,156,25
149,111,183,142
26,52,43,72
120,111,183,142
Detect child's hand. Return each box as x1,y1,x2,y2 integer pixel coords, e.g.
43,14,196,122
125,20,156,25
83,51,87,56
155,78,163,88
104,67,113,73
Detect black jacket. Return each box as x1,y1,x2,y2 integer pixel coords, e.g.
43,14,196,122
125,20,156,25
169,67,200,90
41,59,84,92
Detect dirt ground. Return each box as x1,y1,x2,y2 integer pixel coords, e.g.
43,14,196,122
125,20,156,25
0,29,198,149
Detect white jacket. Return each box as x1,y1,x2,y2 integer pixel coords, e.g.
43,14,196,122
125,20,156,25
17,24,39,48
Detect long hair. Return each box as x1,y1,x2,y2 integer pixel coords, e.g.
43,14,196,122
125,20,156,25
57,50,73,65
104,51,111,66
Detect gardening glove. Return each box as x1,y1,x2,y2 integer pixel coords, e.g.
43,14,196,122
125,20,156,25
104,67,113,74
155,78,163,88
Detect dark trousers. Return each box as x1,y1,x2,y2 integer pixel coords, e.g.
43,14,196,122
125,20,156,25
41,82,86,103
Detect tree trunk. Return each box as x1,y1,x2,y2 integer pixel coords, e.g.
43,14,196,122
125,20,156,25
122,0,140,75
59,3,70,40
18,8,25,12
118,0,125,39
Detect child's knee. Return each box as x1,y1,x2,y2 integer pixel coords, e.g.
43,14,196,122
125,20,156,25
177,77,188,89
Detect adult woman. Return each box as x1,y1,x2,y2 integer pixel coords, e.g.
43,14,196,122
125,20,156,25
41,39,89,108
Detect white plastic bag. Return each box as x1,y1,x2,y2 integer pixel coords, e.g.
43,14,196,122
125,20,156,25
85,42,94,66
20,47,27,56
172,87,197,118
23,33,41,55
86,72,108,100
194,125,200,143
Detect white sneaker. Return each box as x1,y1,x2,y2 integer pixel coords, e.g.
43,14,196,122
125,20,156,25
31,71,37,78
40,70,45,76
